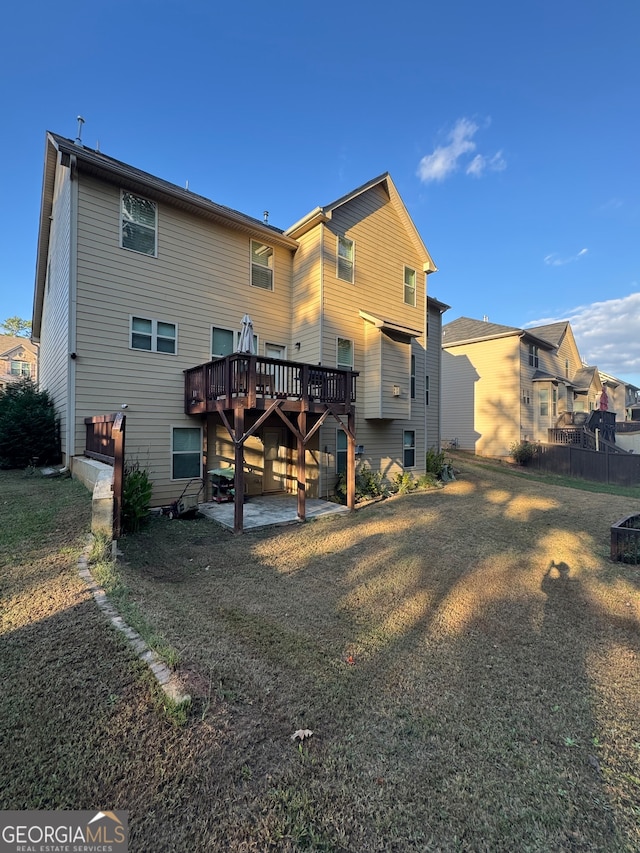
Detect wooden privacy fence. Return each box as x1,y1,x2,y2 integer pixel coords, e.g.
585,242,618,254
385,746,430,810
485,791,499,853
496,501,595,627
84,413,126,538
532,443,640,487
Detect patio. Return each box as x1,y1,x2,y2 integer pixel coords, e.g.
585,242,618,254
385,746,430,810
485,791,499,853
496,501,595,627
197,494,350,530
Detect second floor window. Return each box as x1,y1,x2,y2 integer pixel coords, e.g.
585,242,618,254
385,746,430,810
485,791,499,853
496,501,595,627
529,344,539,368
131,317,176,354
337,236,354,283
121,192,157,256
404,267,416,306
10,361,31,376
337,338,354,370
251,241,274,290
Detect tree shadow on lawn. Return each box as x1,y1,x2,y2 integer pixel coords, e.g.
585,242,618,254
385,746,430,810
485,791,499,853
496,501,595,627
112,464,640,850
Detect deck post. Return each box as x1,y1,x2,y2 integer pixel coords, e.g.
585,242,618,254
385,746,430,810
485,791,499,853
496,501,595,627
347,410,356,511
297,411,306,521
233,407,245,534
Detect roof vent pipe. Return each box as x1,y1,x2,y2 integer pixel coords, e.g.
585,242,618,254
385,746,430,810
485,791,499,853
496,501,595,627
263,210,269,224
75,116,85,147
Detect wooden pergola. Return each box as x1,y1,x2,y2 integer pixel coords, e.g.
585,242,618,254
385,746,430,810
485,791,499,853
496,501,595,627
185,354,358,533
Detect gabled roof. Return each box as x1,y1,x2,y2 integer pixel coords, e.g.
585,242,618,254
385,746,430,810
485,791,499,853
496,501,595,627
33,132,299,337
286,173,437,273
442,317,553,349
526,321,569,348
572,366,600,393
0,336,37,359
598,369,640,393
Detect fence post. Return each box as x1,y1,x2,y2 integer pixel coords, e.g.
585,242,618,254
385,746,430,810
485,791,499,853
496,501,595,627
112,413,126,539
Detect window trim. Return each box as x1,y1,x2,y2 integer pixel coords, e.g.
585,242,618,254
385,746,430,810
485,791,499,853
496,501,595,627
539,388,549,417
171,425,203,481
425,374,430,406
10,360,32,376
211,325,259,358
130,316,177,355
121,190,157,257
336,429,347,475
404,266,417,307
336,235,354,283
528,344,539,368
336,337,354,370
403,430,416,469
250,240,274,291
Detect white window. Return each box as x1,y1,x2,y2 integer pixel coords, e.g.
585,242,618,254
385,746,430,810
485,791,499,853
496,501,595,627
552,387,558,416
121,191,157,256
403,430,416,468
131,317,176,354
336,429,347,475
337,236,354,283
425,374,430,406
522,388,531,405
539,388,549,417
171,426,202,479
211,327,235,358
404,266,416,306
529,344,539,368
337,338,354,370
251,241,274,290
10,361,31,376
211,326,258,358
265,343,286,359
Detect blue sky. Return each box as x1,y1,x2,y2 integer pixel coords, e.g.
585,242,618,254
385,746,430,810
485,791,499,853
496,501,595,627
2,0,639,385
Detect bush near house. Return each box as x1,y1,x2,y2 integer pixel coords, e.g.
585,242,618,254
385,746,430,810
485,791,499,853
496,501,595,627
0,378,60,469
510,439,540,466
121,461,153,534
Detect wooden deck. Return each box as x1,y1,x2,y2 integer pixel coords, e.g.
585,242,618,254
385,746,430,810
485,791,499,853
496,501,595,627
184,354,358,533
184,354,357,415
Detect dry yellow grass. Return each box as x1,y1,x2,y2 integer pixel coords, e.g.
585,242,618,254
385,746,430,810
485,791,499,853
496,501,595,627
2,461,639,851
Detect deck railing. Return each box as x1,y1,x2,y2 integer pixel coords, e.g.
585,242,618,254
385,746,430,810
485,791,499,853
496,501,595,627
185,354,357,413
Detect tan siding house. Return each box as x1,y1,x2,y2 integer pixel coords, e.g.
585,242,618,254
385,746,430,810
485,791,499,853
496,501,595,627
33,132,447,511
0,337,39,389
442,317,607,458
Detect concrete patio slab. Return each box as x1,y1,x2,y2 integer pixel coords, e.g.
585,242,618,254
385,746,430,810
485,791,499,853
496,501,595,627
197,494,349,530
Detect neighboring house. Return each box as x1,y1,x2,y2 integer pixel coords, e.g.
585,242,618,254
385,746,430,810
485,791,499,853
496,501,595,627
441,317,606,458
597,369,640,422
0,336,38,390
32,131,447,512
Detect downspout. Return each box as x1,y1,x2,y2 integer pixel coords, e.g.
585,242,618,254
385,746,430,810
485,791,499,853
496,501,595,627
67,155,79,463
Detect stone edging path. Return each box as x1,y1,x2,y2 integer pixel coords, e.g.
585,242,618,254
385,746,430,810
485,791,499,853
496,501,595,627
78,540,191,707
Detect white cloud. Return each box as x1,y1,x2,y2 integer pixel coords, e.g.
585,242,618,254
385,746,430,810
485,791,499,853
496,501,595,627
543,248,588,266
417,118,506,184
466,151,507,178
527,291,640,385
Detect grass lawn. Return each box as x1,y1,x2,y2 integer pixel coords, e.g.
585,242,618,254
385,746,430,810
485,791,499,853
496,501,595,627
1,460,639,851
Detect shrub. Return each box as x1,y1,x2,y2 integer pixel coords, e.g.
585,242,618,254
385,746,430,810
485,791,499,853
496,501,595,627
121,461,153,533
0,378,60,468
425,447,447,476
392,472,416,494
415,472,442,490
335,464,389,504
510,440,539,466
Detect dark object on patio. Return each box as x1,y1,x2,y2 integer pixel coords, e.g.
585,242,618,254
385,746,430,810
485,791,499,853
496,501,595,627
162,478,204,519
